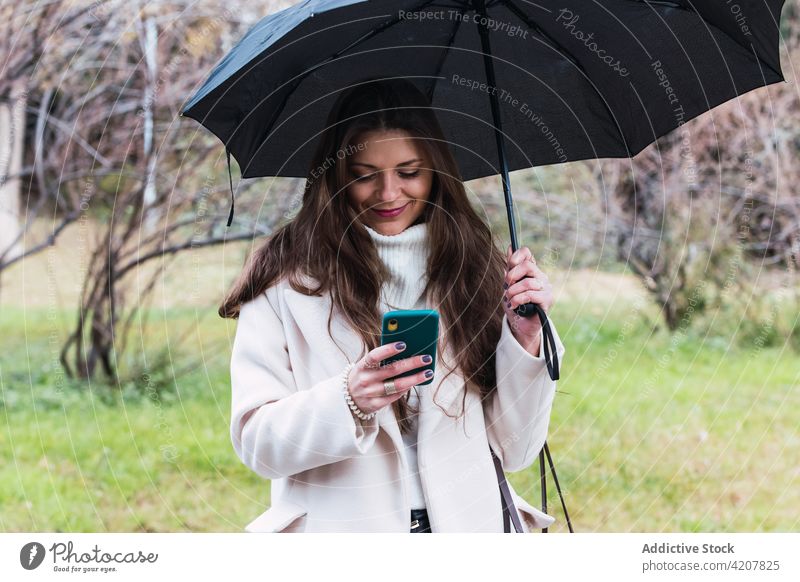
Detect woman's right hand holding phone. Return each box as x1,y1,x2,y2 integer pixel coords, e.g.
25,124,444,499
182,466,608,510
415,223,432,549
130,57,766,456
346,342,433,415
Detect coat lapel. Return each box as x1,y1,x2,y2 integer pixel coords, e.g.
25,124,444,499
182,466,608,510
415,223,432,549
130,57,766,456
281,281,362,375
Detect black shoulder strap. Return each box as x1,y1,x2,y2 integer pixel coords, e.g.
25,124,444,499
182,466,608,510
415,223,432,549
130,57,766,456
491,447,524,533
492,443,574,533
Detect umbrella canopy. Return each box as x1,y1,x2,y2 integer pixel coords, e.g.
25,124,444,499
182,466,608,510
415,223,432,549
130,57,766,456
180,0,786,384
181,0,786,183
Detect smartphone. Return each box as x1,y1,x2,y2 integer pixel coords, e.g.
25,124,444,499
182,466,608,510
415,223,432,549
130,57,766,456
380,309,439,386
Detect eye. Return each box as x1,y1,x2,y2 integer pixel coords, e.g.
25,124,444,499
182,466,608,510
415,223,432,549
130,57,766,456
398,170,420,179
353,173,376,182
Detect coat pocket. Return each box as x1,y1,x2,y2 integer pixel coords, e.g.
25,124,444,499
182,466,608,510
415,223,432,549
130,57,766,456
244,500,308,533
511,492,556,532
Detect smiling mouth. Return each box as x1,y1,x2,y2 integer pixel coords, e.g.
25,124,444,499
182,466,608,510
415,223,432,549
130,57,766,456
372,201,411,215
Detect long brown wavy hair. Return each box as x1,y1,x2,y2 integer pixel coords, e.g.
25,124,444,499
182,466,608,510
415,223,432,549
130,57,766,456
220,78,506,435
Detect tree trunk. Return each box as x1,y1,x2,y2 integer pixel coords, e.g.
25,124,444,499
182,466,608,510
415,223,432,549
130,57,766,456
0,78,27,263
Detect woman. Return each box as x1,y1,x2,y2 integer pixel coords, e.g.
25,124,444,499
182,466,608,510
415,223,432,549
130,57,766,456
220,78,566,533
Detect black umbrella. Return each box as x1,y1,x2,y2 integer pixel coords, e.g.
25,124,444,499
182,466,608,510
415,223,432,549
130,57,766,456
181,0,787,384
180,0,786,531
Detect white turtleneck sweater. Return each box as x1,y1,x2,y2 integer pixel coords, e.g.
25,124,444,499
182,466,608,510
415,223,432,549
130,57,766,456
363,221,429,510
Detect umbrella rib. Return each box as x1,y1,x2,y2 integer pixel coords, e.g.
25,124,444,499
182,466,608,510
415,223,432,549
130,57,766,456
501,0,630,151
426,7,467,103
259,0,441,146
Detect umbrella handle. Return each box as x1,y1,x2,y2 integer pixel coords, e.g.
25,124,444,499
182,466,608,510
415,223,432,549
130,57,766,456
513,293,560,381
475,0,559,380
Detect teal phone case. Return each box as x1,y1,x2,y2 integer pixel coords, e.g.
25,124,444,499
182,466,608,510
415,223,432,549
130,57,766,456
380,309,439,386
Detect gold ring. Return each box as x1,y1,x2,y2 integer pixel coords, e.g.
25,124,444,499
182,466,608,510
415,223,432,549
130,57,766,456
383,379,397,396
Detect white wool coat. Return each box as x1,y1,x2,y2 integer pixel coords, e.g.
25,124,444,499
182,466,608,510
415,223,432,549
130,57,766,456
229,274,566,532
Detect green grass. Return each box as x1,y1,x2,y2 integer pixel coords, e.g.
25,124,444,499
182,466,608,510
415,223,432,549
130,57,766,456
510,303,800,532
1,299,799,532
0,307,265,532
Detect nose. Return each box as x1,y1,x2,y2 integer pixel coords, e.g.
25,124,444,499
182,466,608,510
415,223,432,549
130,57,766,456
374,171,401,203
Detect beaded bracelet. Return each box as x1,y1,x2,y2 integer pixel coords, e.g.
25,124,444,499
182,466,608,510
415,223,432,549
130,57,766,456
341,362,377,421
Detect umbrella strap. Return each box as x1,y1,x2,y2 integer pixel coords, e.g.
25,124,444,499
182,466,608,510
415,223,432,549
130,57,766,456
532,303,560,381
544,441,574,533
226,147,235,227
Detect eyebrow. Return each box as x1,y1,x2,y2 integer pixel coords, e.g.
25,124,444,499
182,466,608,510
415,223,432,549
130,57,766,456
349,158,423,169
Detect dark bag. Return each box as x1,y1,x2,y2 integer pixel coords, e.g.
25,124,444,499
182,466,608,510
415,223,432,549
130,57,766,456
491,443,574,533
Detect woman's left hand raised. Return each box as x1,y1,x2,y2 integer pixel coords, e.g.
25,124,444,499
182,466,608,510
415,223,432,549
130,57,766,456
503,245,555,356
